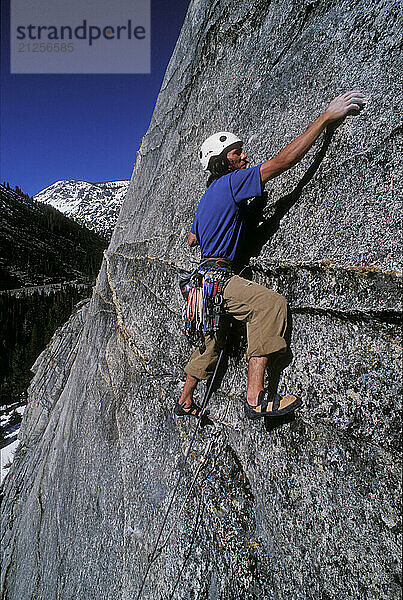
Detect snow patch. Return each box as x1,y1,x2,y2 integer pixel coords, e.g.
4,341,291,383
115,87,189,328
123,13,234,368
1,438,19,483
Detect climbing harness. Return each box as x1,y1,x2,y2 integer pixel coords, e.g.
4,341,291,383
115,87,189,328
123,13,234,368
135,347,225,600
179,258,234,344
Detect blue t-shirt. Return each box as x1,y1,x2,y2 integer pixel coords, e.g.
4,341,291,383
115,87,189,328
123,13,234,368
190,164,262,263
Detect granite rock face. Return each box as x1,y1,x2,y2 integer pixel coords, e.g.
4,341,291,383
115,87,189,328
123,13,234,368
1,1,401,599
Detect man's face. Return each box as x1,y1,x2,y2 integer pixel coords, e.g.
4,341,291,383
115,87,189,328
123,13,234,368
226,144,247,170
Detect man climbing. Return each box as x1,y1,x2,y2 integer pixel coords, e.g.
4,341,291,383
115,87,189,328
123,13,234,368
177,91,365,420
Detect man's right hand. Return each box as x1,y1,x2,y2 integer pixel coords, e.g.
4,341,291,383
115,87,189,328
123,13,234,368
187,231,198,247
324,91,365,123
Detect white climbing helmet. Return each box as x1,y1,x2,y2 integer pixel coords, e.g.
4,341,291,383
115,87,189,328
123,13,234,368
199,131,242,171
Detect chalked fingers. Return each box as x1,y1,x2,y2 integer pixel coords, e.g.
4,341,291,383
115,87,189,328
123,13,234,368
343,90,365,100
326,91,365,121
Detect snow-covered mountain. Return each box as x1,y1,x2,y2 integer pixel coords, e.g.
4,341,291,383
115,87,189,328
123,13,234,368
34,180,129,239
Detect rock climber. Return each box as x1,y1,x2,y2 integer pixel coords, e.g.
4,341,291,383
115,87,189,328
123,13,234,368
176,91,365,420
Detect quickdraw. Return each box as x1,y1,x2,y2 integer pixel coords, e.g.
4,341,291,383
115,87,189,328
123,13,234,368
179,258,234,343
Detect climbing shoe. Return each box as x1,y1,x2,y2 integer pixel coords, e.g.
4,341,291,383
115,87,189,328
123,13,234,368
174,400,209,418
244,390,302,421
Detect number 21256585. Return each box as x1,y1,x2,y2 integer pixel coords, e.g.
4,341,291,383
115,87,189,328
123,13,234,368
18,42,74,52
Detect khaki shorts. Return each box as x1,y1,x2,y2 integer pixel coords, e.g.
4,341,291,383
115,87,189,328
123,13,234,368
184,275,288,380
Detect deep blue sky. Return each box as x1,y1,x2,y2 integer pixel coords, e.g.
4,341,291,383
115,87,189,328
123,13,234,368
1,0,190,196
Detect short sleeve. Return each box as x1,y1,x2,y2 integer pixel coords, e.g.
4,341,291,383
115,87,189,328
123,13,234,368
229,164,263,205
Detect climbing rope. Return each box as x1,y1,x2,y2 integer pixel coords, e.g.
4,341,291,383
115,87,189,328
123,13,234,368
135,348,225,600
167,494,205,600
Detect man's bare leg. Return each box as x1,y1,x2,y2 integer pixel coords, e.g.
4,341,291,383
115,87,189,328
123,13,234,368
246,354,299,413
246,356,268,406
179,374,199,408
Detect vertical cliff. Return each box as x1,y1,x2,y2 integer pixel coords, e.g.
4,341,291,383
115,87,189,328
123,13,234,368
1,1,401,599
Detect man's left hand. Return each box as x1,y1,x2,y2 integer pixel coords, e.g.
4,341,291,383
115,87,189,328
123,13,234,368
324,91,365,124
